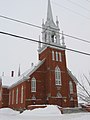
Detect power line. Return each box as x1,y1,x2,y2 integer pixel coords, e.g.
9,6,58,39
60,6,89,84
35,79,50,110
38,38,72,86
66,0,90,12
52,1,90,20
0,15,41,29
0,14,90,44
0,30,90,56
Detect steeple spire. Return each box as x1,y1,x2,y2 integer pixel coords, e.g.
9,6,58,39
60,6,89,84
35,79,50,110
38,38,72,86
47,0,53,21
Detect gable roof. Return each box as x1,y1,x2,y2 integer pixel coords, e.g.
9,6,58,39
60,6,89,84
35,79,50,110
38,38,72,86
1,59,45,89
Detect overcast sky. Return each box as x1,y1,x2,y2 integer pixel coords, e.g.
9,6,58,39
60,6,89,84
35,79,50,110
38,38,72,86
0,0,90,79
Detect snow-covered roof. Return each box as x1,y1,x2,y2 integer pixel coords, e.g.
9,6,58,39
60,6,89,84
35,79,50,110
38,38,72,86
1,59,45,89
67,69,78,84
1,76,19,88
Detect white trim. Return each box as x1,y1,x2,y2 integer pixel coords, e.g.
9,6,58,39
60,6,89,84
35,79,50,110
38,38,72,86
56,51,58,61
16,88,18,104
38,45,65,55
21,86,24,103
52,51,55,61
12,90,14,105
59,52,62,62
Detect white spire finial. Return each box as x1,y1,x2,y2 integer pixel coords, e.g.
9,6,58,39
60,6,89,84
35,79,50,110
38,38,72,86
42,19,44,26
56,16,59,27
18,64,21,77
62,31,66,47
47,0,53,21
38,35,41,50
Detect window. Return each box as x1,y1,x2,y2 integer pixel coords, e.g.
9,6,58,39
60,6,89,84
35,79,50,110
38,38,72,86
12,90,14,105
52,51,55,60
16,88,18,104
55,66,61,85
59,52,62,62
31,77,36,92
9,91,11,105
69,81,73,94
21,86,24,103
56,52,58,61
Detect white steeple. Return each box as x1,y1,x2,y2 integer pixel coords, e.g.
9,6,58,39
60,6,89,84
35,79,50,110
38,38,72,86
38,0,66,52
47,0,53,22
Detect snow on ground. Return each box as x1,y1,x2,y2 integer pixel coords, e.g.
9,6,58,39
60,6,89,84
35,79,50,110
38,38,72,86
0,105,90,120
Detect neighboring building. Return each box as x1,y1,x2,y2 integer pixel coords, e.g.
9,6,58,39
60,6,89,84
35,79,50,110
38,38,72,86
0,0,78,110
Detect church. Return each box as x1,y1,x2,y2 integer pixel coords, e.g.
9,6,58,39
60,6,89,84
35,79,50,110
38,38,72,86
0,0,78,110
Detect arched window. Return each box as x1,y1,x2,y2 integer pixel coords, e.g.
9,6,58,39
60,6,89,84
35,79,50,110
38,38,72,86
52,51,55,61
21,86,24,103
69,81,73,94
55,66,61,85
31,77,36,92
56,52,58,61
16,88,18,104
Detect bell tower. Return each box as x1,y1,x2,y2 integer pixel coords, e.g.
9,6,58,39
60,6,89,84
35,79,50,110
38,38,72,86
38,0,65,53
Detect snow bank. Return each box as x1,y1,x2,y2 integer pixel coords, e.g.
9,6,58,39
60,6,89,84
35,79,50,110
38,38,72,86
0,106,90,120
0,108,19,115
21,105,62,116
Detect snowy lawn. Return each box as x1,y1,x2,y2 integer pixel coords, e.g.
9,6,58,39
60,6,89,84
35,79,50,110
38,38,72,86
0,105,90,120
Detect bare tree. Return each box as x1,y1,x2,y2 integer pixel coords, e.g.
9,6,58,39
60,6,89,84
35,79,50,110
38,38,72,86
77,74,90,104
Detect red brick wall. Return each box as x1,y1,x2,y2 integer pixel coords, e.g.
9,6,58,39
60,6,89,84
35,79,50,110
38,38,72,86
1,88,9,108
9,82,27,110
0,86,2,108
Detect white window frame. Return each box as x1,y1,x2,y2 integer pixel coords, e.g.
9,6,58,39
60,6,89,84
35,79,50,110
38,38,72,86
59,52,62,62
52,51,55,61
55,66,61,85
21,86,24,103
12,90,14,105
69,81,73,94
16,88,18,104
56,52,58,61
31,77,36,92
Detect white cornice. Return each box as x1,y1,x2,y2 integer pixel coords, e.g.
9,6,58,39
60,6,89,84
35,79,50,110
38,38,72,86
38,45,65,54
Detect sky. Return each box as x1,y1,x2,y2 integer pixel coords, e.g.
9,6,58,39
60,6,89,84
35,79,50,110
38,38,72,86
0,0,90,80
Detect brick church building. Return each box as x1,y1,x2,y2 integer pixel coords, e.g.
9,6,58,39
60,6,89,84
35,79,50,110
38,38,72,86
0,0,78,110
